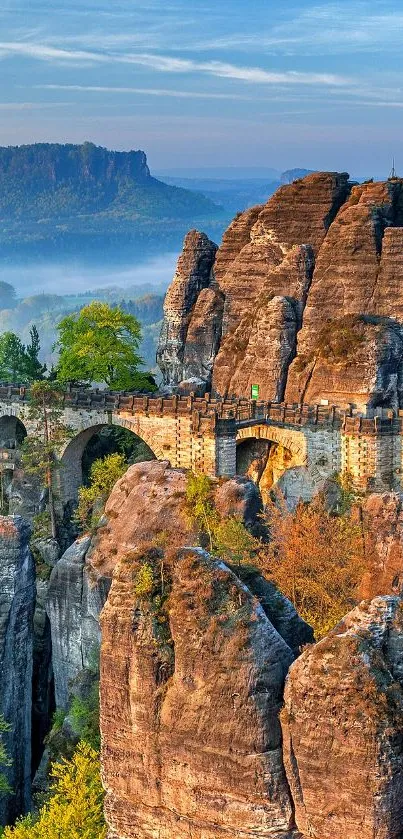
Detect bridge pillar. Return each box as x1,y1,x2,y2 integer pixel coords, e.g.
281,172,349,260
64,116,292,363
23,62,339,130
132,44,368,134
215,419,237,478
341,427,402,492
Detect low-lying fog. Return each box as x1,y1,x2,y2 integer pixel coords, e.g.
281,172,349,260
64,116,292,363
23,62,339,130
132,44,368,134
0,252,179,298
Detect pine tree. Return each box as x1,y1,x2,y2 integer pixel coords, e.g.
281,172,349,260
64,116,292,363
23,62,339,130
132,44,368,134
21,382,71,539
24,327,46,382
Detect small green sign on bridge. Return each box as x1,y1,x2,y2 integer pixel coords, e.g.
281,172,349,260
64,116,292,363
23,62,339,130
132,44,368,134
251,384,259,400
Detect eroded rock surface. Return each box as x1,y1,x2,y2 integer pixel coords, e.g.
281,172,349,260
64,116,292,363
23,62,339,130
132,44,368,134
282,596,403,839
0,517,35,824
285,315,403,410
157,230,218,389
158,173,403,411
47,535,106,709
101,547,305,839
359,493,403,598
85,460,312,839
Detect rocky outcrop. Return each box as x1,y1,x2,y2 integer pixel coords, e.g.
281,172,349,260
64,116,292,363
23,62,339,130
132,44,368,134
0,517,35,824
47,535,106,709
359,493,403,598
100,544,310,839
157,230,218,389
285,315,403,411
157,173,403,412
282,596,403,839
76,460,310,839
213,295,299,401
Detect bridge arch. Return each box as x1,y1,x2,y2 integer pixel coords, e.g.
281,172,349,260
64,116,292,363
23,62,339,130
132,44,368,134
0,414,28,448
60,416,160,504
235,424,308,503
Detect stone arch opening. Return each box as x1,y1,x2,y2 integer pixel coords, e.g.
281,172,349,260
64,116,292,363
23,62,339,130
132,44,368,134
0,416,29,515
60,423,157,504
236,437,297,504
0,415,27,449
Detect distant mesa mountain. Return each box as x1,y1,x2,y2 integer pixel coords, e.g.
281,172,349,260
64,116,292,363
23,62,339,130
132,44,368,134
0,142,225,262
280,168,316,184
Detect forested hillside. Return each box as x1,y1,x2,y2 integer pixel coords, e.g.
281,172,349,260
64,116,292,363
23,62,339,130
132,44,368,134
0,143,226,261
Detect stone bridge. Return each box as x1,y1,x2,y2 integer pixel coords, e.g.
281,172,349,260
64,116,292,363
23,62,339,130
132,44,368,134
0,384,402,503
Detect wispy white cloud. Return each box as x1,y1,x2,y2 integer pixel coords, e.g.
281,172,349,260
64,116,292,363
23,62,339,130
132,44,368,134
0,41,101,62
37,83,254,100
0,40,351,86
120,54,349,86
193,2,403,55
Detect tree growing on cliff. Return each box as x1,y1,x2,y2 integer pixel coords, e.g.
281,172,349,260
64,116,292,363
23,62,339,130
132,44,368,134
75,452,127,532
185,472,258,562
3,741,106,838
21,381,71,540
0,715,11,795
260,495,365,639
55,302,156,391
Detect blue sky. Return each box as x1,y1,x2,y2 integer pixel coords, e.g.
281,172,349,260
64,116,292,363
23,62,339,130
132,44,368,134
0,0,402,176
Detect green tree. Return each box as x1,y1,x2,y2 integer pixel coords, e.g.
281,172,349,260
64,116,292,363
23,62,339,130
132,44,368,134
3,741,106,839
185,472,258,563
0,715,11,795
55,302,155,390
21,382,71,539
75,452,127,532
24,326,46,382
0,332,27,382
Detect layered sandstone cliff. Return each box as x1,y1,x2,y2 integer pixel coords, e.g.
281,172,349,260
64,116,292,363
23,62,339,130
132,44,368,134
87,461,312,839
158,173,403,410
282,596,403,839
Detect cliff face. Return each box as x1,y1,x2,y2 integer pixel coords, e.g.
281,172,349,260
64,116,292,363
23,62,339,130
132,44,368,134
47,535,107,710
156,231,218,389
0,517,35,824
158,173,403,410
94,464,403,839
282,596,403,839
92,461,311,839
101,549,299,839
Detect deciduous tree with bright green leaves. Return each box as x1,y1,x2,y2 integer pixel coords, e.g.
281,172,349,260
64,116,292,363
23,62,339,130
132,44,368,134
55,302,156,391
75,452,127,532
3,741,106,839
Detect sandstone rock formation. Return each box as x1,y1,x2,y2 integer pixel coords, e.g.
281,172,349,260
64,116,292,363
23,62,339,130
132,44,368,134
66,460,310,839
158,172,403,412
359,492,403,598
0,517,35,824
282,596,403,839
285,315,403,410
157,230,218,389
101,547,302,839
47,535,106,709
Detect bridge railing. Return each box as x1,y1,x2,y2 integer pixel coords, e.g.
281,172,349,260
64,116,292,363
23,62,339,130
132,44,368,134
0,383,401,435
